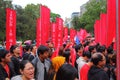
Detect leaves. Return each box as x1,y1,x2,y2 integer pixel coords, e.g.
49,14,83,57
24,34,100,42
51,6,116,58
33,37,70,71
0,0,13,41
0,1,61,41
72,0,106,33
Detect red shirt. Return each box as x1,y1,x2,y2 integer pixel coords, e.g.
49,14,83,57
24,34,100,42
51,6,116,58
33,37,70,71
80,64,90,80
4,64,10,78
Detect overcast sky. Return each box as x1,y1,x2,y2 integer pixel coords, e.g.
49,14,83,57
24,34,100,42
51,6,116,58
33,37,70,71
12,0,89,21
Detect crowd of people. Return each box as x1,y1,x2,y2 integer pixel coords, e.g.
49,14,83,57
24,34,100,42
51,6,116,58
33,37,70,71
0,36,116,80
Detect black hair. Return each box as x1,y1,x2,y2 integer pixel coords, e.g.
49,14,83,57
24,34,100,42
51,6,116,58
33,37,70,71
20,60,34,70
63,44,66,48
0,49,9,62
91,53,103,65
83,41,90,47
75,44,83,53
89,46,96,53
10,45,18,53
24,44,31,51
63,50,70,63
82,51,91,59
30,44,36,51
37,45,49,56
56,64,78,80
97,46,106,53
111,53,116,64
107,46,114,54
58,46,64,56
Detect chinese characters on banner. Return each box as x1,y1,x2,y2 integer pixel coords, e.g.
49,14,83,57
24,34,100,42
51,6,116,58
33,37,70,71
6,8,16,50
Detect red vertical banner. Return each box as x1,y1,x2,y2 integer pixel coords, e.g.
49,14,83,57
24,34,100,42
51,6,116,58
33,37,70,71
106,0,116,47
51,22,57,48
40,5,50,45
36,18,42,47
83,29,87,40
63,27,68,42
70,29,76,43
46,6,51,41
6,8,16,50
70,48,76,67
94,21,97,42
100,13,107,46
77,29,87,43
56,17,63,47
95,20,101,44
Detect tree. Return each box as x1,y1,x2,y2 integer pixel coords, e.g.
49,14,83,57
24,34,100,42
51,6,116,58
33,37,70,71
72,0,106,33
83,0,106,32
50,12,61,22
15,4,40,41
0,2,61,42
0,0,13,41
71,16,80,30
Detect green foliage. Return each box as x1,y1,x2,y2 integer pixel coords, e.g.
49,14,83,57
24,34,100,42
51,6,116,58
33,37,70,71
50,12,61,22
72,0,106,33
0,0,13,41
81,0,106,32
0,1,61,42
71,17,81,30
14,4,40,41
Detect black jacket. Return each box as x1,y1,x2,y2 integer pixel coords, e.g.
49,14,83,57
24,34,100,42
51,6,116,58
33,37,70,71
11,56,21,75
88,65,109,80
0,63,16,80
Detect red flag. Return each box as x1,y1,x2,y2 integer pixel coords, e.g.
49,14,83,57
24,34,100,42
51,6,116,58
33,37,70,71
51,47,59,59
77,29,87,43
63,27,68,42
70,48,76,67
106,0,116,47
6,8,16,50
100,13,107,46
70,29,76,43
95,20,101,44
36,18,42,47
51,22,57,48
94,22,97,42
40,5,50,45
56,17,63,47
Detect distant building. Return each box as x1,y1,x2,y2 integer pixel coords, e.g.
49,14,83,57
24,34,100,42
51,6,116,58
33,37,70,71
80,0,100,17
64,17,72,28
71,12,80,19
80,3,87,16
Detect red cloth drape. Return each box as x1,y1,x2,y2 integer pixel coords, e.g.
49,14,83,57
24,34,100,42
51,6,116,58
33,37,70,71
36,18,42,47
106,0,116,47
100,13,107,46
